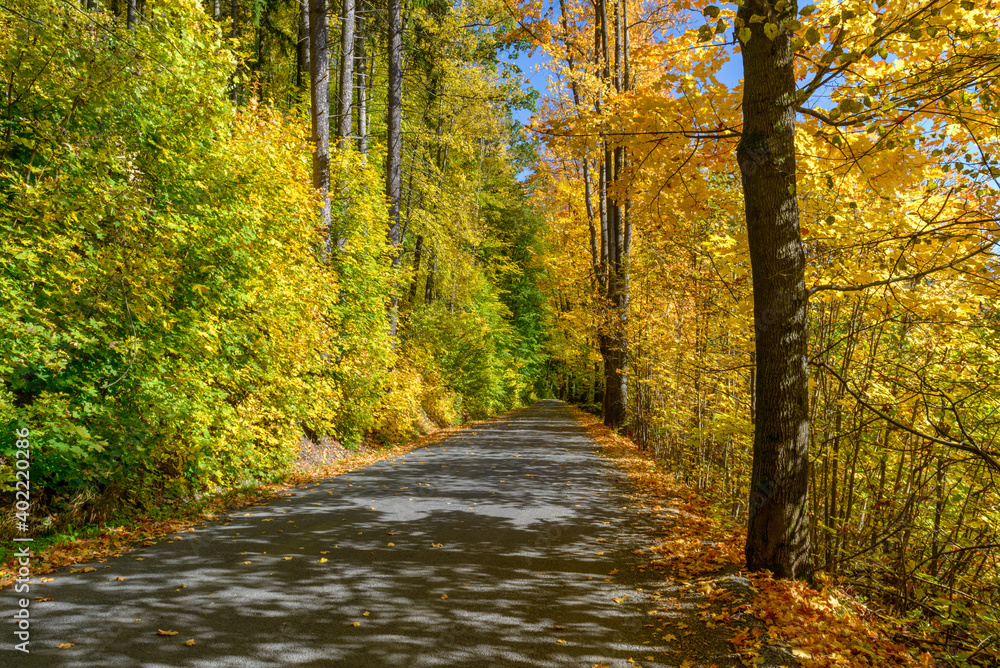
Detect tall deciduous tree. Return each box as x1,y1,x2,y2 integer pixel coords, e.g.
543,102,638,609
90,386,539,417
355,1,367,155
735,0,812,579
336,0,355,146
386,0,403,337
309,0,331,256
297,0,310,93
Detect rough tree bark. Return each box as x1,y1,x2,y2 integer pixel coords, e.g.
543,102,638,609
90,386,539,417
309,0,331,258
736,0,812,580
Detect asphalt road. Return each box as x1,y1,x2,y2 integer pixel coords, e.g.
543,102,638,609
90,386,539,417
4,400,679,667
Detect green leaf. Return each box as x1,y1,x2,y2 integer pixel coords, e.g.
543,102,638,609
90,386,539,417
799,4,817,15
739,26,752,43
763,22,779,40
703,4,721,18
805,26,821,44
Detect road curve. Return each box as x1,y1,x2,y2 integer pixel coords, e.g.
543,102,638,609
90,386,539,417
5,400,673,667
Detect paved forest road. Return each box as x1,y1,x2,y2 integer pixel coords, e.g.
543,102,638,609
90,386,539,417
6,401,681,667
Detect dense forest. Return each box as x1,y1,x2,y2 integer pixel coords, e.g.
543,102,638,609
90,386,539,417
1,0,548,521
2,0,999,664
531,0,999,661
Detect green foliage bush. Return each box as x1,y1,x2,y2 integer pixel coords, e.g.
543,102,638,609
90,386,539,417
0,0,549,531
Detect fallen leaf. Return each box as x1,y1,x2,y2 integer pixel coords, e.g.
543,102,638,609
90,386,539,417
362,611,370,616
184,639,196,646
557,639,567,644
157,629,179,636
351,622,361,627
318,558,328,563
387,542,395,547
282,556,293,561
440,594,449,599
608,568,619,575
115,577,125,581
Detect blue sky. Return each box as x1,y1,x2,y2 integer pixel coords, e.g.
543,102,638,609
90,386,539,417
505,41,744,128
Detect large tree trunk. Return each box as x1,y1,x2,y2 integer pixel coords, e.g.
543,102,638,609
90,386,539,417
736,0,812,580
386,0,403,338
309,0,331,259
297,0,310,93
336,0,354,147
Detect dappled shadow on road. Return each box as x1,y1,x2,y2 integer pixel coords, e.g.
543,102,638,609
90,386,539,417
9,401,694,667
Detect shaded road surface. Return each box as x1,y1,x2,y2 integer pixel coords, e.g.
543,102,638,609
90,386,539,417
6,401,681,667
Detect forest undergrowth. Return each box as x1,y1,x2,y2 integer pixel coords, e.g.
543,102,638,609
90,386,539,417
576,407,940,668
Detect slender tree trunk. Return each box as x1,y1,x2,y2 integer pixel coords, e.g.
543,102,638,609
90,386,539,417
409,235,423,303
309,0,331,258
231,0,240,105
336,0,354,146
127,0,136,30
600,0,628,429
386,0,403,338
424,250,436,303
737,0,812,580
297,0,310,93
355,2,367,155
214,0,220,20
